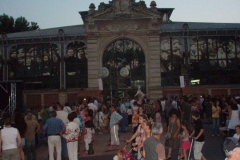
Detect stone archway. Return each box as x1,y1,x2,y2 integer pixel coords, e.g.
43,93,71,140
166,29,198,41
102,39,146,98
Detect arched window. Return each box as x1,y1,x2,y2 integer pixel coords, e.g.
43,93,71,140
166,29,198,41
160,38,183,86
102,39,145,97
65,41,87,88
8,43,60,89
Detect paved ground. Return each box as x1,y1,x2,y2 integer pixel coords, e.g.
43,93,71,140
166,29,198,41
36,122,226,160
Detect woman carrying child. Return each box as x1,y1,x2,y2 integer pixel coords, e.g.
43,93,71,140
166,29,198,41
132,120,152,158
126,114,148,159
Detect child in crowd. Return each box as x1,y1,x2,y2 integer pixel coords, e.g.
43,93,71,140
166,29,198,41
83,118,94,154
132,110,139,132
113,150,124,160
97,106,105,134
127,106,132,126
179,122,191,160
219,115,230,137
155,108,161,123
233,125,240,140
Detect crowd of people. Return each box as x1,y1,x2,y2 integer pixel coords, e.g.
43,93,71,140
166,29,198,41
0,93,240,160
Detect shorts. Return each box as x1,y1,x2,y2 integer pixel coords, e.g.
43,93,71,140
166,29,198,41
181,140,190,150
193,141,204,160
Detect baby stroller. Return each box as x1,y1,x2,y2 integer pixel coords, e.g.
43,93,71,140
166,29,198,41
223,137,240,157
122,144,136,160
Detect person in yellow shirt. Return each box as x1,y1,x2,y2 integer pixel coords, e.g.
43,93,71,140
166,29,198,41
212,100,221,137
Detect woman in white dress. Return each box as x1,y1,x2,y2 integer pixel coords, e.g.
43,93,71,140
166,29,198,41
228,99,240,137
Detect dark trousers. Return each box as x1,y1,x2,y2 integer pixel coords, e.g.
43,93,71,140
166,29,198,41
128,115,132,125
25,139,36,160
120,113,126,132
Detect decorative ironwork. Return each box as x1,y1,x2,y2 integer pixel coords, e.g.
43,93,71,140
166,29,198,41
8,43,61,89
102,39,146,97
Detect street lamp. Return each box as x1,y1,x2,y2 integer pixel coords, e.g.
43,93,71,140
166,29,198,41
99,66,129,104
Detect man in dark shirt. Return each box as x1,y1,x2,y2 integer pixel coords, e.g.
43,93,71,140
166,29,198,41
143,122,165,160
43,111,65,160
190,111,207,160
181,98,191,126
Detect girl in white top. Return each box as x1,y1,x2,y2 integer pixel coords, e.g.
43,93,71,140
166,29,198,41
83,118,94,154
228,102,240,137
233,125,240,140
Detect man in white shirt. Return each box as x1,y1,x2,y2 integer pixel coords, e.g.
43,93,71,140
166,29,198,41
49,102,55,112
93,97,99,110
170,96,177,109
56,102,68,159
120,99,127,132
63,103,72,113
161,98,166,112
88,100,98,115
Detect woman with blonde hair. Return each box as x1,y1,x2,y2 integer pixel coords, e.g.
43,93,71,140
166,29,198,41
126,114,148,159
132,120,152,157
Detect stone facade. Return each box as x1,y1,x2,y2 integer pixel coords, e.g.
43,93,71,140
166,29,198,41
80,0,170,100
0,0,239,109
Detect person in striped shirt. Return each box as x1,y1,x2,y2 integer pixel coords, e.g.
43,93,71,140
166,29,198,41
106,105,123,152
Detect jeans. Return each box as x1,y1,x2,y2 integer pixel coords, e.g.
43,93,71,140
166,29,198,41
61,137,67,157
25,139,36,160
212,118,220,135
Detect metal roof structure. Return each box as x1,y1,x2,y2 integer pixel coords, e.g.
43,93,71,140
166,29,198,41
1,25,86,40
161,22,240,32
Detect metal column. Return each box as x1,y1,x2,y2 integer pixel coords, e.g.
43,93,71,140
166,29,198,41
9,83,16,114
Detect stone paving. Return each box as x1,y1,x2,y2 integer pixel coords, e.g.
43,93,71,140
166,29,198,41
36,123,226,160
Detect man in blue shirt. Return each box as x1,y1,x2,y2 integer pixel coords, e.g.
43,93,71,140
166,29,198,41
43,111,65,160
106,105,122,152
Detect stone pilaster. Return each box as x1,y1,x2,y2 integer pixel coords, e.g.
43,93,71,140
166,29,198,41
147,35,162,100
87,37,99,89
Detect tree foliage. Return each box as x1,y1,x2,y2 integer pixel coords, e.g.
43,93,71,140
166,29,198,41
0,14,40,34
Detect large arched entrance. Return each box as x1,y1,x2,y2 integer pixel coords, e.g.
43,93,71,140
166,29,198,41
102,39,146,99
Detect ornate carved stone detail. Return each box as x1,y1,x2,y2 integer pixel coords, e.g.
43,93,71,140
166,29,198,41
113,0,131,14
86,32,99,38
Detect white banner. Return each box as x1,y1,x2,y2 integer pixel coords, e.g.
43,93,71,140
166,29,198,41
98,78,103,90
180,76,185,88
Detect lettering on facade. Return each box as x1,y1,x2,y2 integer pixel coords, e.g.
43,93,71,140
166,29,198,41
106,23,137,31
